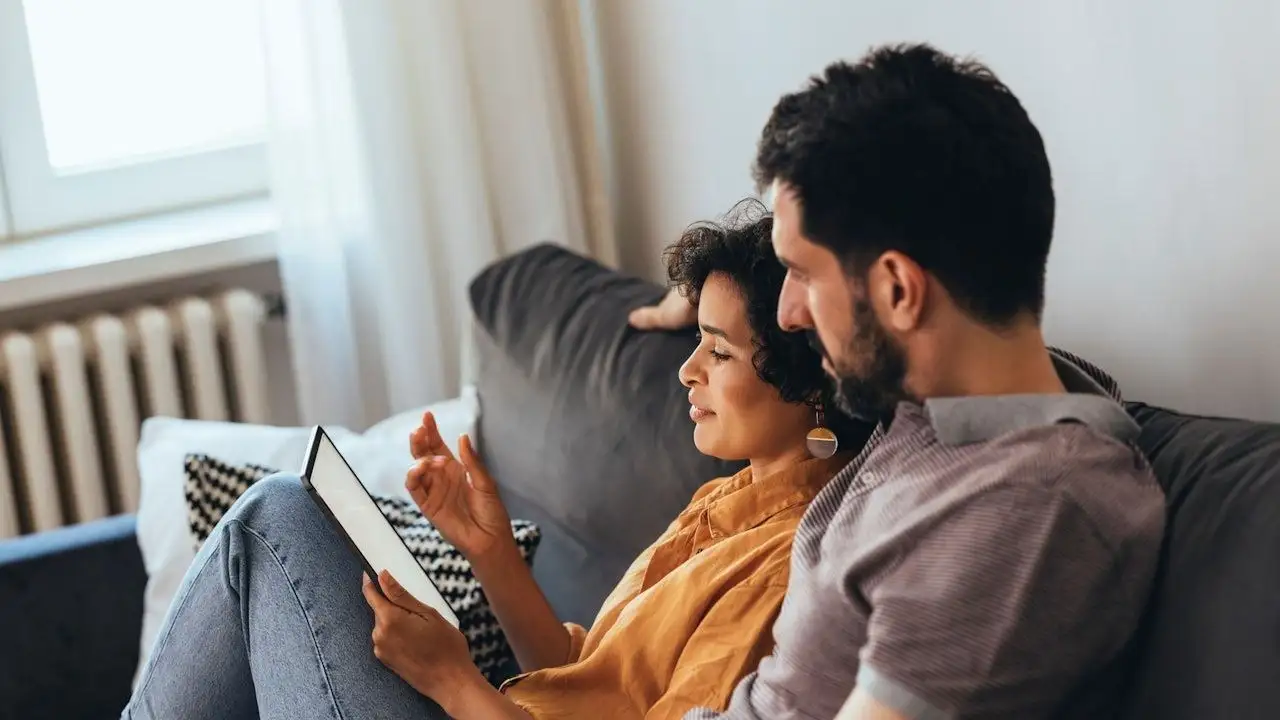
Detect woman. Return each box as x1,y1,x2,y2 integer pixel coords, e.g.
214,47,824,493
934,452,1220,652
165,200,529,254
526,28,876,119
124,203,870,720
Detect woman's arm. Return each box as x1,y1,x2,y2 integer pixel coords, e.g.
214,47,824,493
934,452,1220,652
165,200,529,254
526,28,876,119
448,676,537,720
405,414,572,673
364,571,536,720
469,539,574,673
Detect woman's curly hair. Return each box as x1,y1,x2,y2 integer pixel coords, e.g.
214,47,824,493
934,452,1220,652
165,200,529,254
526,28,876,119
665,198,870,446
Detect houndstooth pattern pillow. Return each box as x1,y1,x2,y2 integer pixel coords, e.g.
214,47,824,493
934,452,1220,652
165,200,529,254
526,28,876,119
182,453,540,684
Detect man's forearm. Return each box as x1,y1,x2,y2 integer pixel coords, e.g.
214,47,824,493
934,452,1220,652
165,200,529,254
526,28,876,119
471,540,572,673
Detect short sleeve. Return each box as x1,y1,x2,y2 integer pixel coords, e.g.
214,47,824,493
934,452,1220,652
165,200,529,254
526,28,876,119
859,480,1155,718
563,622,589,664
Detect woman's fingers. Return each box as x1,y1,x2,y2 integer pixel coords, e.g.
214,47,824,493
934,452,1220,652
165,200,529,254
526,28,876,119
363,573,392,614
457,435,497,494
410,412,455,461
409,425,429,460
378,570,435,617
405,461,430,508
408,455,462,520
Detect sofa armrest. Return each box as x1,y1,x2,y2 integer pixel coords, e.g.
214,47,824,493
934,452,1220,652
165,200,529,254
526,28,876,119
0,514,147,719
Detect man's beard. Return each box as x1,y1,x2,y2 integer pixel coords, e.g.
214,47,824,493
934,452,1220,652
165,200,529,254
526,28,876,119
808,297,910,423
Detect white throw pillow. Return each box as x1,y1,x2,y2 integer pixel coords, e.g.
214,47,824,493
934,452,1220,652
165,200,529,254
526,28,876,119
132,387,480,686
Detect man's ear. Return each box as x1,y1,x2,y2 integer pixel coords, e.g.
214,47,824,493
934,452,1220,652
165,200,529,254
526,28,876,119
869,251,928,332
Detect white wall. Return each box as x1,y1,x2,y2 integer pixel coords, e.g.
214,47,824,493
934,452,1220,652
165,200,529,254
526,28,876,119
592,0,1280,422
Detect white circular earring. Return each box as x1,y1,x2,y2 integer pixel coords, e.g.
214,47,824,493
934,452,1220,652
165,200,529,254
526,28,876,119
806,405,839,459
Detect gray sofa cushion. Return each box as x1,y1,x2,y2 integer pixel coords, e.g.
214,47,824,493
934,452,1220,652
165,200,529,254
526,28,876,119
468,243,743,625
1121,403,1280,720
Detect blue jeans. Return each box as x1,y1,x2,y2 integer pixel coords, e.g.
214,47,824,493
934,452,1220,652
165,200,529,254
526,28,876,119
123,474,449,719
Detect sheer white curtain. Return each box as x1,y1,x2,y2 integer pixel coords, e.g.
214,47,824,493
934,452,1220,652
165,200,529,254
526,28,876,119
261,0,616,429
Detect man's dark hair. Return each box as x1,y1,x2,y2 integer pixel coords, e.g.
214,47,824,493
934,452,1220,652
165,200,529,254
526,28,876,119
665,199,871,445
754,43,1054,324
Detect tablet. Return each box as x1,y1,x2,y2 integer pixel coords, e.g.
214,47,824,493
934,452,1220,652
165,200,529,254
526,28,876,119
300,426,460,628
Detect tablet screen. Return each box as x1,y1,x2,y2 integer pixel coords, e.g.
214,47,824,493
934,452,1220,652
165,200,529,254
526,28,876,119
304,429,459,627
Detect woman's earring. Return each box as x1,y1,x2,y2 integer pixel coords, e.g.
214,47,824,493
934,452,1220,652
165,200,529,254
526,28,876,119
806,405,839,459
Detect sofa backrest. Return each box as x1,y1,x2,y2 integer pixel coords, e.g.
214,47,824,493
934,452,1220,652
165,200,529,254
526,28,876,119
1120,404,1280,719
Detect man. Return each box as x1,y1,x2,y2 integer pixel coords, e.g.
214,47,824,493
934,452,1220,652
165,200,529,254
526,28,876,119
636,43,1165,719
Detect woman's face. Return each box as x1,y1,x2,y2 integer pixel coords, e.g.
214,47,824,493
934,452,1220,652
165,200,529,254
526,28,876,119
678,273,814,462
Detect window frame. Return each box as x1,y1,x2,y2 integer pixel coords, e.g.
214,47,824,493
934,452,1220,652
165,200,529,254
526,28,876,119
0,158,11,238
0,0,269,239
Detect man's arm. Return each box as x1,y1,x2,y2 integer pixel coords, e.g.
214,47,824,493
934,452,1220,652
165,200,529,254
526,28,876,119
628,288,696,330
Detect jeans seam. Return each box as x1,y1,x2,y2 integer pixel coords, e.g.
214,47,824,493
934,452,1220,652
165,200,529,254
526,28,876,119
235,518,348,720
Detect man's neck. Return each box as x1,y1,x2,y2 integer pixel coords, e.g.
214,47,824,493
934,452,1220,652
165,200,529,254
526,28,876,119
913,317,1065,400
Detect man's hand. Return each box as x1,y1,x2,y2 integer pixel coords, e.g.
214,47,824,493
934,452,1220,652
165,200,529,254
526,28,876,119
363,571,483,709
628,287,696,330
833,688,908,720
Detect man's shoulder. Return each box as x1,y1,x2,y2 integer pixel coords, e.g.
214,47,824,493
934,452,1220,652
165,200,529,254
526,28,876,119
827,420,1164,554
944,421,1165,554
982,418,1154,482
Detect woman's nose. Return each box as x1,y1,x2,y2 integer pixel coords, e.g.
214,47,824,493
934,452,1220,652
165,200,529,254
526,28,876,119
678,354,700,388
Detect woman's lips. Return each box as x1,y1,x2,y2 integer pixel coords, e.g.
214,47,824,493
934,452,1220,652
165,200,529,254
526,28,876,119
689,405,715,422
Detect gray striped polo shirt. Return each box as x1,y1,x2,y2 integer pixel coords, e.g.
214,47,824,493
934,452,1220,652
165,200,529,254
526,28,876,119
686,351,1165,719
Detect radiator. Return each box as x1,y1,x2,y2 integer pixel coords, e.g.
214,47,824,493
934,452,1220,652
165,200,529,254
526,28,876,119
0,289,272,538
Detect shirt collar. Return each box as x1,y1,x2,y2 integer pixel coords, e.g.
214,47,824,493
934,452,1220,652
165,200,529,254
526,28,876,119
916,350,1139,446
699,454,849,538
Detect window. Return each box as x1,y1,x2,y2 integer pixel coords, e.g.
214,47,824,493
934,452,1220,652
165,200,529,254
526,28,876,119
0,0,268,238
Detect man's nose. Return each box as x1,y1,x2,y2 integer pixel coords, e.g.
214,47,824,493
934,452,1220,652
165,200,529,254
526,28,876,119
777,278,812,332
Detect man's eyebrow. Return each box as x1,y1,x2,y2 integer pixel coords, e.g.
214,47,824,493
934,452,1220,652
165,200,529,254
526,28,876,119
776,253,802,272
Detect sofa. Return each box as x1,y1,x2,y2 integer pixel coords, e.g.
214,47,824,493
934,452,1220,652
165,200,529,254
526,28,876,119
2,243,1279,719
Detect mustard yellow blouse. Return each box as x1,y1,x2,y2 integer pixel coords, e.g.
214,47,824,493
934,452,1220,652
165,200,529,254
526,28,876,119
502,454,849,719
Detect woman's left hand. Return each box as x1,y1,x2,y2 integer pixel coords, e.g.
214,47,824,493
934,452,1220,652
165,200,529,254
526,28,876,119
362,570,483,707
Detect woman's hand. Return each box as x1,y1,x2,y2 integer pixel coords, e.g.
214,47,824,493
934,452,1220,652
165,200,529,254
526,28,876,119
407,412,513,562
408,413,573,677
362,571,486,711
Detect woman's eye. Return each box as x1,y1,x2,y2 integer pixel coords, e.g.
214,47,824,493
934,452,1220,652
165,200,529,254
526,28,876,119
708,348,730,362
